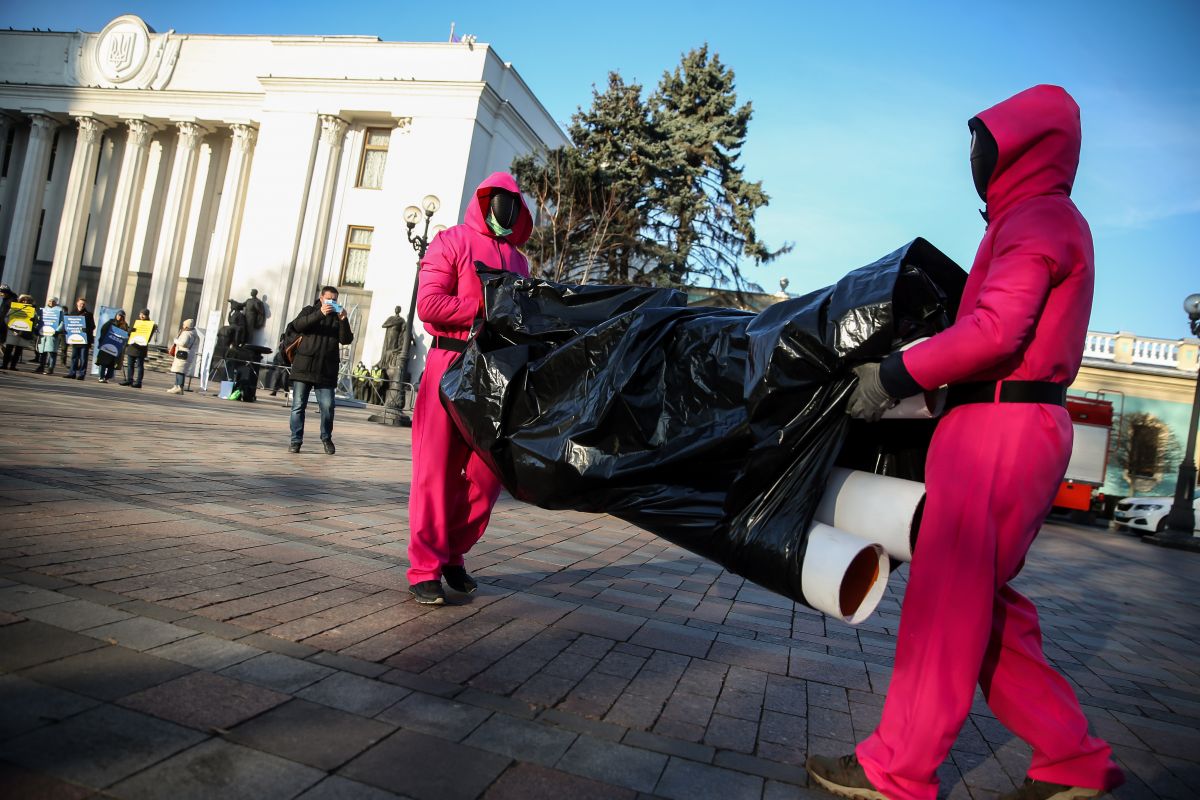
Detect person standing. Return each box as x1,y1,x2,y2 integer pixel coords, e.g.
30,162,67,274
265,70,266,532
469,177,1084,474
167,319,199,395
120,308,157,388
286,286,353,454
63,298,96,380
406,172,532,605
95,310,129,383
2,294,38,371
807,86,1124,800
34,296,64,374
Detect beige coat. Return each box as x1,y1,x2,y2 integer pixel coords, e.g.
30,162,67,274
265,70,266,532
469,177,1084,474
170,329,199,374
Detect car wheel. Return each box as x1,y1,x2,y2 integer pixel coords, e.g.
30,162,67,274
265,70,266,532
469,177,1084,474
1155,517,1167,533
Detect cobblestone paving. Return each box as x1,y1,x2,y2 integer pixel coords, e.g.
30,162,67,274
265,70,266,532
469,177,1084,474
1,367,1198,799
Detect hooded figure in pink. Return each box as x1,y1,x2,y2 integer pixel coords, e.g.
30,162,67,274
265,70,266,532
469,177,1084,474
407,172,532,605
809,86,1125,800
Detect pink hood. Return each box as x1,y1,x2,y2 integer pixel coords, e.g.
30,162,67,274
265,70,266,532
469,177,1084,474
464,171,534,246
976,84,1081,221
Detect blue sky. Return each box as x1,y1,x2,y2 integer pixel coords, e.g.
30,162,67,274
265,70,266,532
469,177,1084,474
5,0,1198,339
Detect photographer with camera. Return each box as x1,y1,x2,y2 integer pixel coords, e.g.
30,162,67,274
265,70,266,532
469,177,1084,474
285,286,353,454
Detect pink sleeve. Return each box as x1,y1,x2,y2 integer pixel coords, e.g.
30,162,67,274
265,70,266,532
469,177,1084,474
902,222,1061,390
416,233,477,328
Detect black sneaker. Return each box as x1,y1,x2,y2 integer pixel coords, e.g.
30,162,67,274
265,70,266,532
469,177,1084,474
999,779,1103,800
443,565,478,594
288,443,301,453
323,440,336,455
409,580,446,605
806,754,886,800
118,380,132,386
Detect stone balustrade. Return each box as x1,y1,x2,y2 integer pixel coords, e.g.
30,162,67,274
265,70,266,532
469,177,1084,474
1084,330,1199,374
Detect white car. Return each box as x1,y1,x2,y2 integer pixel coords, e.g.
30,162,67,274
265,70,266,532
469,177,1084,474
1112,496,1200,534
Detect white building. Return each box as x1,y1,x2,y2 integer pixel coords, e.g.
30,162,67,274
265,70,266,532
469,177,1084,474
0,14,566,368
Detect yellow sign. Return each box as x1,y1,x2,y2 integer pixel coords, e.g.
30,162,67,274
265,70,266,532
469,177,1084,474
129,319,156,346
5,302,35,332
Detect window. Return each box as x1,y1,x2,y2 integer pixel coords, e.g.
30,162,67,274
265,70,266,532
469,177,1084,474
341,226,373,286
356,128,390,189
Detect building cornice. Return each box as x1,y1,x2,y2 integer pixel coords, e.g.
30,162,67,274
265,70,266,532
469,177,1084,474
0,84,262,118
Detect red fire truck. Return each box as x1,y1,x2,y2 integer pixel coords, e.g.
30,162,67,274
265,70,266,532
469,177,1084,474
1052,393,1117,518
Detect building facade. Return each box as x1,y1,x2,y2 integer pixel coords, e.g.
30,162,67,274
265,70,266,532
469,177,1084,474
0,15,567,368
1070,330,1199,500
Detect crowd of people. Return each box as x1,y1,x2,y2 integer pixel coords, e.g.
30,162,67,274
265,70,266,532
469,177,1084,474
1,285,201,395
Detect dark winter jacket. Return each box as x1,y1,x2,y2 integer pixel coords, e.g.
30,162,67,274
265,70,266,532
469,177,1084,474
288,304,353,387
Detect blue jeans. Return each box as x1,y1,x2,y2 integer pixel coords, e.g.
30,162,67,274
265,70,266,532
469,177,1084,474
125,353,145,385
69,345,88,376
290,380,335,444
174,372,186,388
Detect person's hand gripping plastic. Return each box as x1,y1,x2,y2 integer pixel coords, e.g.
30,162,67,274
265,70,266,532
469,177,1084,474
846,363,897,422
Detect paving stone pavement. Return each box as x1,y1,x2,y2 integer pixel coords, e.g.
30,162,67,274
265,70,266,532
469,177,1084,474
1,369,1199,800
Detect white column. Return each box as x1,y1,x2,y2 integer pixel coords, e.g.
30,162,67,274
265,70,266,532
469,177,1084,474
96,119,154,309
144,121,205,342
285,114,346,320
1,113,59,292
195,123,257,334
47,116,108,304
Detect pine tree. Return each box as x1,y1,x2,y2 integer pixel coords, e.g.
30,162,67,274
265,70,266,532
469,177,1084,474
649,45,788,291
514,47,786,290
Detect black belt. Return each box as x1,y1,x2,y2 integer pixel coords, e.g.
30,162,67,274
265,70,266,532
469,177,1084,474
945,380,1066,410
431,336,467,353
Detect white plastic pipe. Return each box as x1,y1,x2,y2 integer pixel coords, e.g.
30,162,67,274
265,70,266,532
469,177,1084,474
800,523,890,625
882,387,946,419
880,338,947,419
815,468,925,562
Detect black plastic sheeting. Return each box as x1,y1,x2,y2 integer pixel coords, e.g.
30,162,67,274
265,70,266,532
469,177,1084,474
440,239,966,606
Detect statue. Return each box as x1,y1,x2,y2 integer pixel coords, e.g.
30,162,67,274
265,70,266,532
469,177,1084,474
380,306,407,357
368,306,412,426
227,299,249,347
244,289,266,331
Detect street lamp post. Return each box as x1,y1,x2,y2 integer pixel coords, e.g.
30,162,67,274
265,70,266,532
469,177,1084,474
370,194,442,426
1155,292,1200,546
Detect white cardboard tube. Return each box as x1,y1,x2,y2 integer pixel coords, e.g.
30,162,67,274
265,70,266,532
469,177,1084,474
880,337,947,420
882,387,947,420
801,523,890,625
815,468,925,562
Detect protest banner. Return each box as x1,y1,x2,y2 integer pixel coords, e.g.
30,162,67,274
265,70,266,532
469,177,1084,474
64,315,88,345
97,323,129,357
129,319,156,346
40,306,63,335
5,302,35,332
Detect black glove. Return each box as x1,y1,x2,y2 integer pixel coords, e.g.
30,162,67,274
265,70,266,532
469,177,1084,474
846,362,897,422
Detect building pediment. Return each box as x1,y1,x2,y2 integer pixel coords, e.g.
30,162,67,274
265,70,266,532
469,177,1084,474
71,15,181,90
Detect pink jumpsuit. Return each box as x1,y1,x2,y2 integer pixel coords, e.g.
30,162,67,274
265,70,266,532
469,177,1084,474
856,86,1125,799
406,172,532,585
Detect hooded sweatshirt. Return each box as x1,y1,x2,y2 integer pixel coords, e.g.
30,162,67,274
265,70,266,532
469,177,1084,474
888,85,1093,392
416,172,532,341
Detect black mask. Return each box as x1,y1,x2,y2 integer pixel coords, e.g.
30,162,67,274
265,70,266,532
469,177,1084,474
968,117,998,204
489,190,520,230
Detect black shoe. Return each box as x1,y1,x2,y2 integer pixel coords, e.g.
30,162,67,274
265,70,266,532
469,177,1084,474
998,779,1104,800
47,367,54,375
76,375,85,380
409,580,446,605
323,440,335,455
288,443,301,453
132,383,142,389
443,565,478,594
33,368,44,374
118,380,132,386
806,754,885,800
